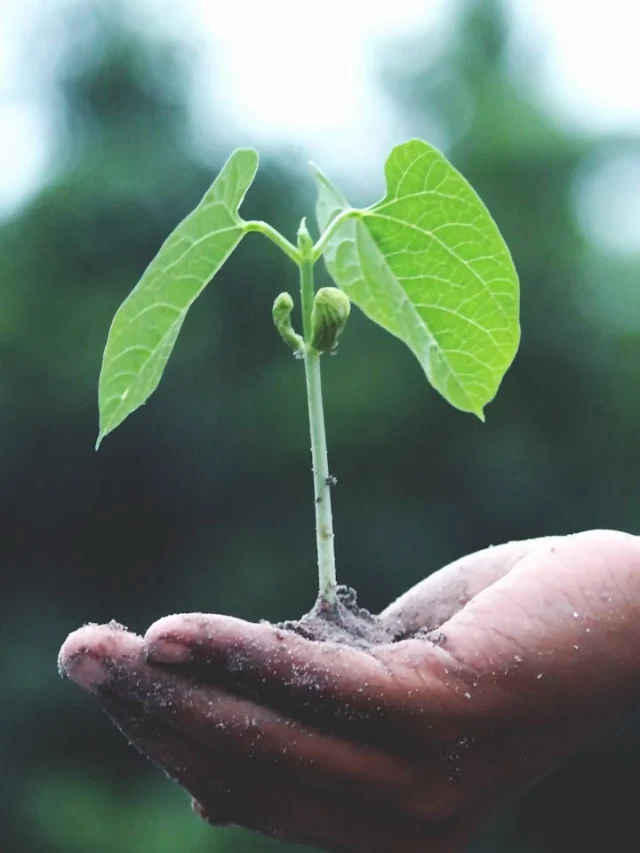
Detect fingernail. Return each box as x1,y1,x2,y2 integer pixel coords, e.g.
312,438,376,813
62,653,110,692
147,639,192,664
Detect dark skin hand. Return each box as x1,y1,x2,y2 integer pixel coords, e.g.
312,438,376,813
59,529,640,853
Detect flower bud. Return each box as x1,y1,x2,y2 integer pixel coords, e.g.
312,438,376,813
310,287,351,354
297,217,313,257
272,292,304,354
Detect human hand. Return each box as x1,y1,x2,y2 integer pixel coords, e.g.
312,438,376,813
59,530,640,853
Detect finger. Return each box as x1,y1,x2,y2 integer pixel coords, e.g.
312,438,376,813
72,672,446,853
140,537,565,730
61,623,460,820
98,689,458,853
60,627,473,851
194,792,474,853
380,535,562,636
439,530,640,719
58,624,234,811
143,613,453,737
58,620,141,692
98,692,235,823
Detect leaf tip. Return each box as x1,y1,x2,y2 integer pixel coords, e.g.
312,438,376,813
234,146,259,162
309,161,330,186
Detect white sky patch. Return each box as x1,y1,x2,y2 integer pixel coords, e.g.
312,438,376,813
192,0,435,134
574,153,640,255
0,102,50,216
0,0,639,215
510,0,640,134
185,0,448,183
0,0,51,214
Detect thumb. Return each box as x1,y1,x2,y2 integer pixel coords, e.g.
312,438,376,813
439,529,640,721
380,535,562,636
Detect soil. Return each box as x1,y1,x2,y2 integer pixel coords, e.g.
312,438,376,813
277,585,406,650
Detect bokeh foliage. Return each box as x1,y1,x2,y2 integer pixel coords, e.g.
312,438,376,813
3,1,640,851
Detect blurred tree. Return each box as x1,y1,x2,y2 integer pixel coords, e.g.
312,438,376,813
2,0,639,851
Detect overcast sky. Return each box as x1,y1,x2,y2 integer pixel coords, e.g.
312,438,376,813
1,0,639,238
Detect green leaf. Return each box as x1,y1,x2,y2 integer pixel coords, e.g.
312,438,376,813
97,148,259,446
314,139,520,417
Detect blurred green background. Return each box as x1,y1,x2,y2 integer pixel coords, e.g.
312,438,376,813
3,0,640,851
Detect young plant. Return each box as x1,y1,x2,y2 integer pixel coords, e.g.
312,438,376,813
97,139,520,611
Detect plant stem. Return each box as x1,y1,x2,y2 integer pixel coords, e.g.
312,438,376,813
298,225,337,605
311,207,361,262
244,220,301,264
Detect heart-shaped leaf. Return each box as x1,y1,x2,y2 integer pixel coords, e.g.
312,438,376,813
97,148,258,446
314,139,520,417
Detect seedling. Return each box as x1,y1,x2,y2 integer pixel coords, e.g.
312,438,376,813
97,139,519,622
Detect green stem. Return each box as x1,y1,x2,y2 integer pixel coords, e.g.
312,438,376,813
299,229,337,605
244,220,301,264
311,208,361,262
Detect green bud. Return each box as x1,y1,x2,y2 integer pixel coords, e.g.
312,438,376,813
310,287,351,354
272,292,305,354
297,217,313,257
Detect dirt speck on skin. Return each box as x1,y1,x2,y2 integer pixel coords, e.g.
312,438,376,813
278,586,405,650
